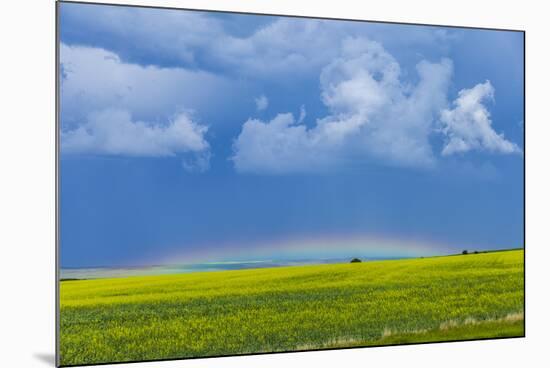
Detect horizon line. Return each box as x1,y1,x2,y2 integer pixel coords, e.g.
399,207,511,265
60,246,524,270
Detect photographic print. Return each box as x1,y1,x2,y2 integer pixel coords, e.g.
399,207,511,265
57,1,525,366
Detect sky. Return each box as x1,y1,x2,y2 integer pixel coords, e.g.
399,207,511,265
58,2,524,268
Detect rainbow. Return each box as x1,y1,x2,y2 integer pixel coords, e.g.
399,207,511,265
153,233,460,265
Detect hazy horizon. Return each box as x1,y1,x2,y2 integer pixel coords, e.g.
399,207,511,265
60,244,523,271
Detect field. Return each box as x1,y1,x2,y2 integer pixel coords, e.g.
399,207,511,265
59,249,524,366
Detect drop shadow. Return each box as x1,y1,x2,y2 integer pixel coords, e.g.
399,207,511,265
34,353,56,366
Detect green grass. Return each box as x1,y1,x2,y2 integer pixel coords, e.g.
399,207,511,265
59,249,524,366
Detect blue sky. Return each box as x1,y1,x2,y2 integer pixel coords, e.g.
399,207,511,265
59,3,524,268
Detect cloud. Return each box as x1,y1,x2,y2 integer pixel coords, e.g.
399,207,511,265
60,3,224,68
214,18,457,80
59,43,237,171
60,5,521,174
298,105,306,123
62,109,210,171
60,43,233,130
232,113,327,174
232,38,453,174
440,81,522,155
215,18,345,78
61,3,457,80
255,95,269,111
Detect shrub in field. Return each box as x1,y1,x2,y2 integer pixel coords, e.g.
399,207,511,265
350,258,362,263
462,250,468,255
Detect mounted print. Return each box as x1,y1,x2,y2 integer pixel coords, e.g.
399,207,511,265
56,1,525,366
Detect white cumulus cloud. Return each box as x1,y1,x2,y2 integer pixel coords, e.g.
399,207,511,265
440,81,522,155
61,109,210,169
254,95,269,111
59,44,229,171
60,43,232,129
232,38,453,174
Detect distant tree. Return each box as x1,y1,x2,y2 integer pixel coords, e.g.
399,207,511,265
462,250,468,255
474,250,479,254
350,258,362,263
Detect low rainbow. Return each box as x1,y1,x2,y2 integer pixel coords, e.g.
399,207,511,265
154,233,459,265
